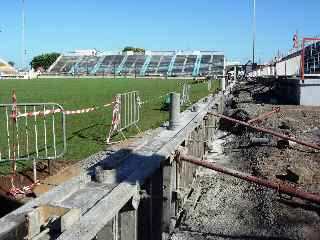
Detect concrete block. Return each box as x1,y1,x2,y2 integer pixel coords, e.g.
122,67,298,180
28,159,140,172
131,191,140,210
120,208,137,240
25,205,80,239
95,218,115,240
80,169,91,187
95,166,117,184
191,104,200,112
26,209,42,239
61,208,81,232
169,92,181,130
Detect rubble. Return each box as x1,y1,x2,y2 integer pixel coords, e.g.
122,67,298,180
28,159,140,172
170,79,320,240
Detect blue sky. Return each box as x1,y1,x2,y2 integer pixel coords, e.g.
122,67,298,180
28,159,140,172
0,0,319,68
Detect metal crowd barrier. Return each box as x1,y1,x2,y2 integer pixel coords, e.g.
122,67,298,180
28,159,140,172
107,91,141,143
0,103,66,163
119,91,141,132
180,82,191,106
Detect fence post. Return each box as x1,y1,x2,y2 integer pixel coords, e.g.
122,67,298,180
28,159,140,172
169,92,180,130
48,160,53,176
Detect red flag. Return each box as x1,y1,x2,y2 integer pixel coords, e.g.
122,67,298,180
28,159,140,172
293,33,299,48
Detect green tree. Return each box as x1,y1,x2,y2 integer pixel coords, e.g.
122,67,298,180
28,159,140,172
134,48,145,53
30,53,60,70
8,61,15,67
123,46,135,52
123,47,145,53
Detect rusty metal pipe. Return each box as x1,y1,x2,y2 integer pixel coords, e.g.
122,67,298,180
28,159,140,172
248,107,281,124
179,153,320,204
211,112,320,151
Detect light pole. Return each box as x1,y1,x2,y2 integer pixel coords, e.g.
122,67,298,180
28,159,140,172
252,0,256,68
22,0,26,70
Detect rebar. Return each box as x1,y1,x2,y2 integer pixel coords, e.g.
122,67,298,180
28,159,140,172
248,107,281,124
179,153,320,204
211,112,320,151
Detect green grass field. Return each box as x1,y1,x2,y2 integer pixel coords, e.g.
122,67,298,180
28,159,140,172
0,77,220,174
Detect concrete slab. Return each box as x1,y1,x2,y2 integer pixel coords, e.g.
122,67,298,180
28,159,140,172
56,95,216,240
0,87,231,240
300,79,320,106
57,183,111,214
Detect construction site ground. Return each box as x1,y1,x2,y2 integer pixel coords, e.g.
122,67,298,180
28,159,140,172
0,131,149,218
171,80,320,240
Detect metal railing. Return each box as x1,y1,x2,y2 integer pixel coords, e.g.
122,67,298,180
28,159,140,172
180,82,191,106
119,91,141,132
107,91,141,143
0,103,66,162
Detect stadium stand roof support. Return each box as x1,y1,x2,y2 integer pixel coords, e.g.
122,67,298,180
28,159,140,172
140,55,152,76
167,55,176,76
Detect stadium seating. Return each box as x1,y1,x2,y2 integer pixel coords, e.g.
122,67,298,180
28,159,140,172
157,55,173,75
48,51,225,77
95,55,115,74
77,56,100,74
50,55,78,74
198,54,224,76
131,55,146,74
211,55,224,76
121,55,137,74
95,55,125,75
121,55,146,75
48,46,320,77
198,55,212,75
171,55,187,75
183,55,197,75
145,55,162,75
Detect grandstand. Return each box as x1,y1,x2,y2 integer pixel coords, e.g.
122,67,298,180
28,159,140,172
0,58,17,78
48,55,78,74
304,40,320,74
249,38,320,78
48,50,225,77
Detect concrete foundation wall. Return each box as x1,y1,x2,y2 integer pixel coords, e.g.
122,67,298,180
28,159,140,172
300,79,320,106
249,55,301,78
276,55,301,77
0,83,234,240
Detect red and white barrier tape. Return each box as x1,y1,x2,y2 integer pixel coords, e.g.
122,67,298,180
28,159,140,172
8,90,41,198
17,102,114,118
8,181,39,198
9,90,19,196
16,93,169,118
106,96,121,143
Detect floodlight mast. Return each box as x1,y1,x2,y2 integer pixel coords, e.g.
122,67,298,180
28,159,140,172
22,0,26,70
252,0,256,68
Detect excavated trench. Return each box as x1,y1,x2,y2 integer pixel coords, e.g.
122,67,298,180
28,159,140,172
1,77,320,240
170,78,320,240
